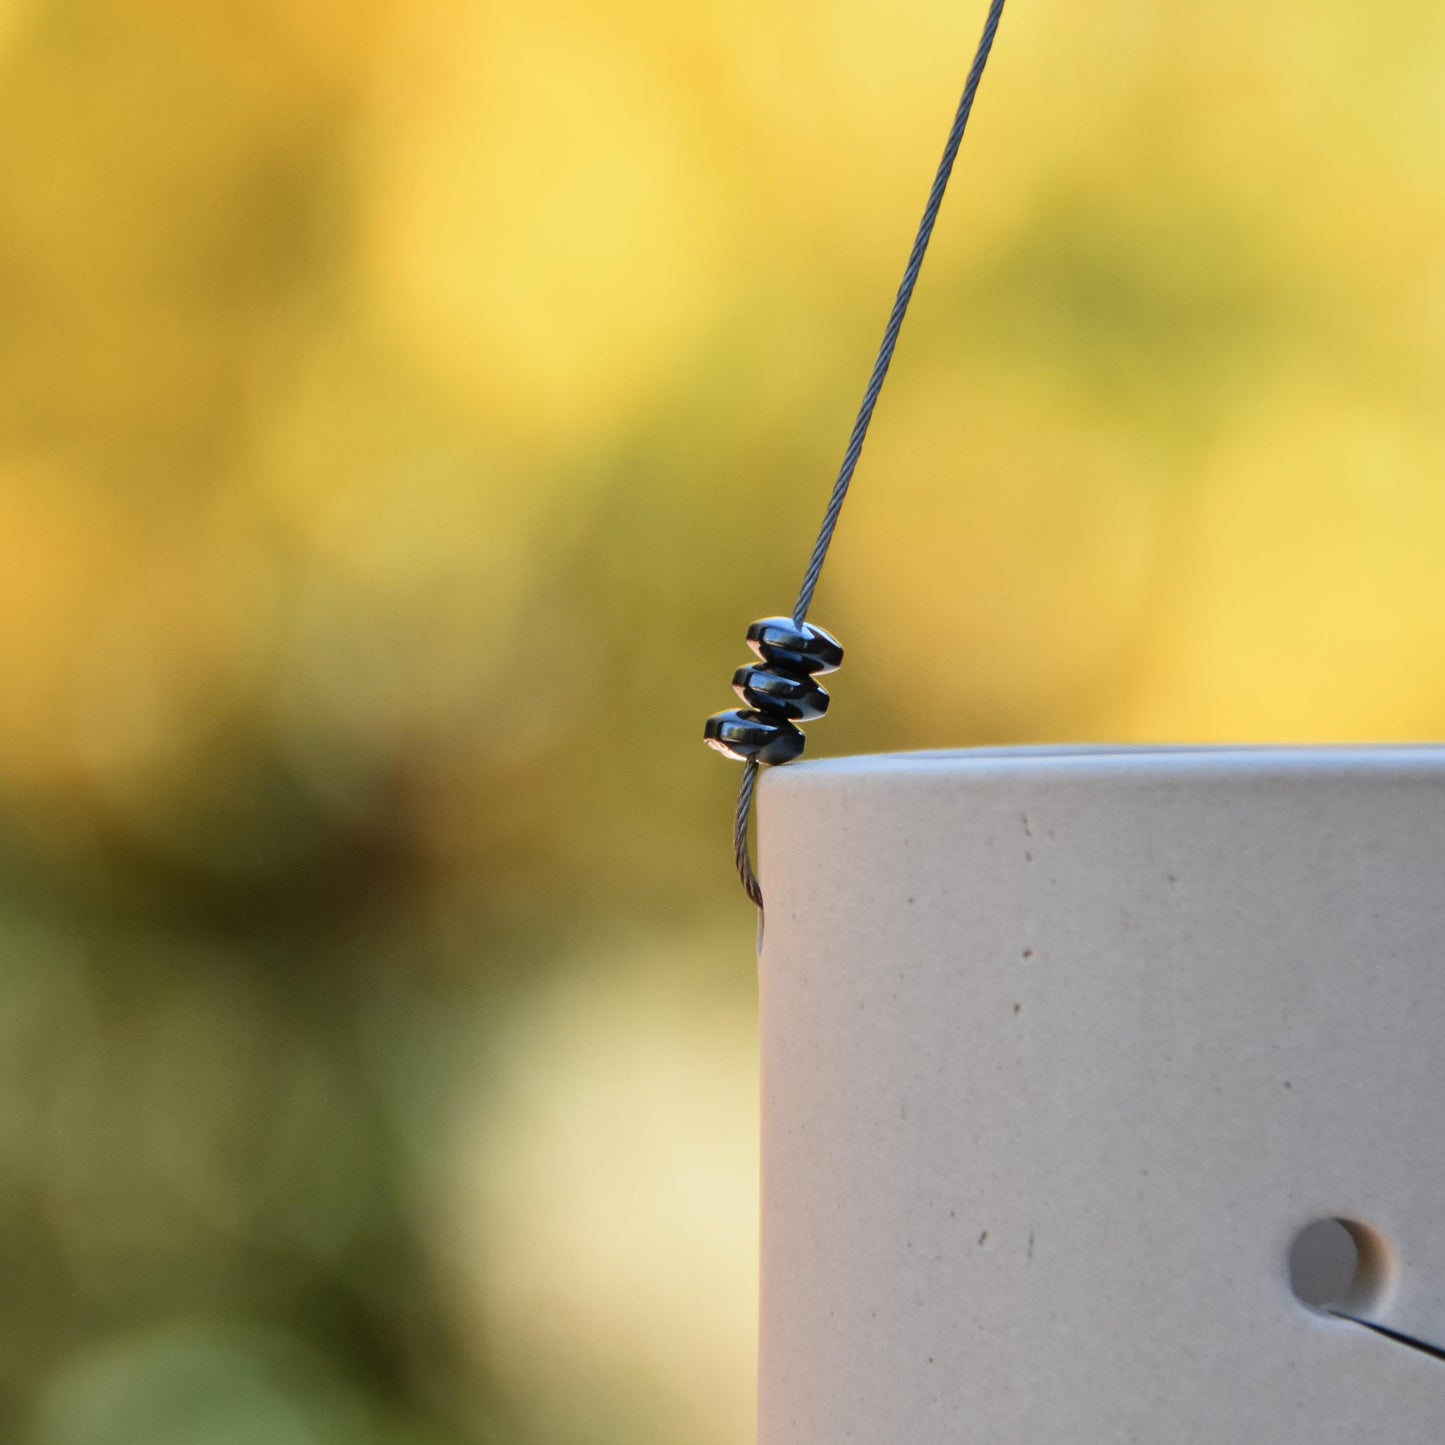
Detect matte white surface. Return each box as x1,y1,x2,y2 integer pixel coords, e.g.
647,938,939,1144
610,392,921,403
758,748,1445,1443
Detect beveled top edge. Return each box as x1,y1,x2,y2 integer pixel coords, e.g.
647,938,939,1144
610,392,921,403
763,743,1445,787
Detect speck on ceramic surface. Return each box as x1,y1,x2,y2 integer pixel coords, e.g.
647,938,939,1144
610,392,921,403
758,747,1445,1443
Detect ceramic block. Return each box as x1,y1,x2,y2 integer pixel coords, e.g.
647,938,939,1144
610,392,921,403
758,748,1445,1442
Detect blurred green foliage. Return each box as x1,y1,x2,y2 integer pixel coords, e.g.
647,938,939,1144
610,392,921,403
1,0,1444,1440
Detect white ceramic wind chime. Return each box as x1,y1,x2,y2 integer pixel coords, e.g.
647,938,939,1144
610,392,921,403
703,4,1445,1440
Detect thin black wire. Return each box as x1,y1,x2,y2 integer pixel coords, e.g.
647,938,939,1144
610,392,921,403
735,0,1008,912
734,760,763,908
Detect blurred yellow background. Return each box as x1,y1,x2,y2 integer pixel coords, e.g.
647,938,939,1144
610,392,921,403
2,0,1445,1440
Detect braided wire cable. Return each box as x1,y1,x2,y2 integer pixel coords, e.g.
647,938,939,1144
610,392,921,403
734,760,763,908
734,0,1008,911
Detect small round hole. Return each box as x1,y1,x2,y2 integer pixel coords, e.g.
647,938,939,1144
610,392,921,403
1288,1217,1391,1313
